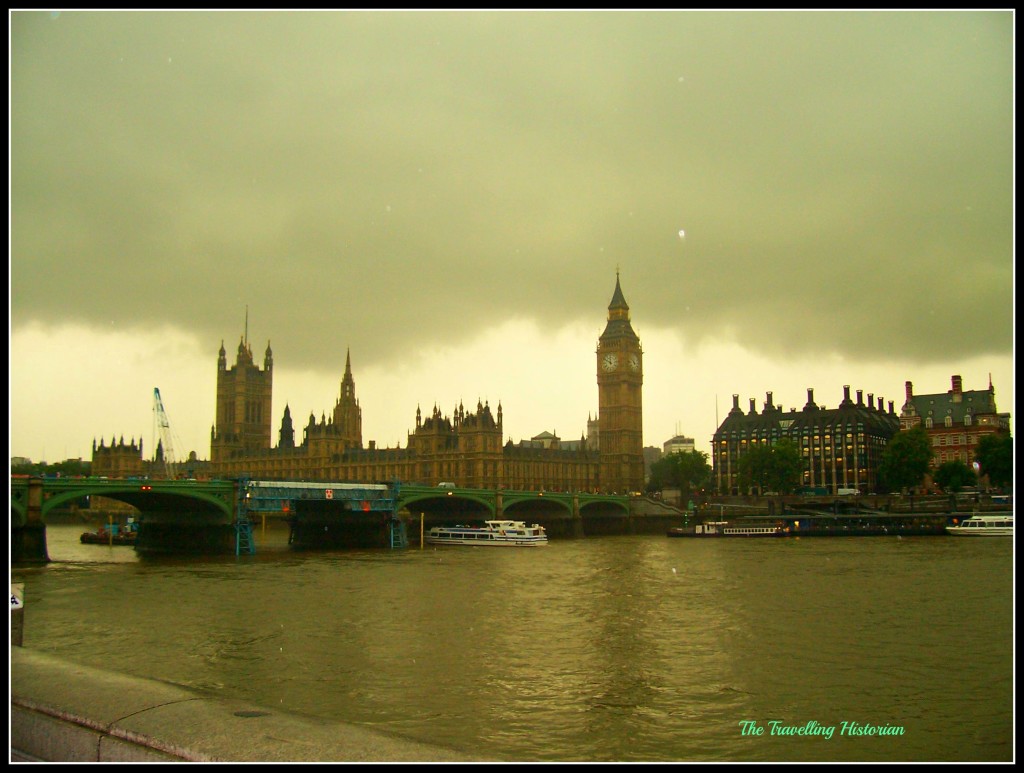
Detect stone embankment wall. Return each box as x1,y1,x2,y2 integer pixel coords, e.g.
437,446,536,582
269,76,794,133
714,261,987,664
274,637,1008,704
10,647,475,762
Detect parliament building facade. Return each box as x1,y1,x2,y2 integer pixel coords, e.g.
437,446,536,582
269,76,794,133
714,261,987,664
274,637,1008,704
95,276,646,494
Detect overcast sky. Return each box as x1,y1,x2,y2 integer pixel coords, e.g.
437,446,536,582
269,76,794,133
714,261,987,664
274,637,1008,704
10,10,1014,466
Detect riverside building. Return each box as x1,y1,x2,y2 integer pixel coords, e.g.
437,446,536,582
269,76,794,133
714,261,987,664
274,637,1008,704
93,275,646,495
712,387,901,496
899,374,1011,470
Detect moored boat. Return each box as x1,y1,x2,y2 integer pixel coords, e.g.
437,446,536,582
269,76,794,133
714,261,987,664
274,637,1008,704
667,521,728,537
426,520,548,547
80,527,137,545
945,513,1013,536
667,521,785,537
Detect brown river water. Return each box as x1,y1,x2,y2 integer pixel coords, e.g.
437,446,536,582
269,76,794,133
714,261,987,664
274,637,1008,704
13,522,1014,762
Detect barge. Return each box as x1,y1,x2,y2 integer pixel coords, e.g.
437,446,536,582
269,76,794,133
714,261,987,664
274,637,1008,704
668,513,952,538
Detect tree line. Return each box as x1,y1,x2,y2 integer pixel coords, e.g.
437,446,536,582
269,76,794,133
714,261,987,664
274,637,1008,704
10,458,92,477
646,428,1013,498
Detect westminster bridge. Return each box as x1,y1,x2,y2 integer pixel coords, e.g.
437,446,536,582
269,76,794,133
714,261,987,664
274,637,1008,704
11,477,681,562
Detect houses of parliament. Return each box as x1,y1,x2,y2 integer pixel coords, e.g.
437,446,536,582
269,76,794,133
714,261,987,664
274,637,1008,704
92,275,646,494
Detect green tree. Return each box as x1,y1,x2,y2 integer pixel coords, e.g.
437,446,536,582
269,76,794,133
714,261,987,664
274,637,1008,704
765,438,803,494
647,450,711,497
676,450,712,496
11,458,91,477
932,459,977,493
646,456,677,492
879,426,933,493
737,439,803,494
975,433,1012,489
737,445,771,493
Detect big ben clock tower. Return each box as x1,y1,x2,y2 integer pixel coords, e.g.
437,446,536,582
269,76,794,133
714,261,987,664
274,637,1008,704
597,272,644,494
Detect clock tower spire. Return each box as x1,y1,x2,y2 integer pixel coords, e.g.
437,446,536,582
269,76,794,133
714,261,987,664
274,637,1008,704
596,271,644,494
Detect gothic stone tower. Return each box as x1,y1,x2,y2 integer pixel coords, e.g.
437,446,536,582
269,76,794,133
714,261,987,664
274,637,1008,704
330,348,363,450
211,336,273,461
597,273,644,493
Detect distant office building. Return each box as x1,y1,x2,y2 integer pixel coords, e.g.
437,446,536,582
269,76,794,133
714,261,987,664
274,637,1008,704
663,435,695,455
899,374,1011,475
642,446,663,484
713,387,900,495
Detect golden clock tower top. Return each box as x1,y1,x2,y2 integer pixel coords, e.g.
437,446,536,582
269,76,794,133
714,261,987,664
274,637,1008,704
600,271,639,344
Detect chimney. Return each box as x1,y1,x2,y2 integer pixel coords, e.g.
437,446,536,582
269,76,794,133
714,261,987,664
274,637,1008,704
749,398,757,415
867,393,874,408
951,375,963,403
856,389,863,405
765,391,774,411
804,388,817,410
888,400,895,414
878,397,884,411
905,381,913,400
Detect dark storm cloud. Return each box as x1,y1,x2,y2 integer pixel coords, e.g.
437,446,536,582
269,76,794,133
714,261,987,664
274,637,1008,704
11,11,1013,374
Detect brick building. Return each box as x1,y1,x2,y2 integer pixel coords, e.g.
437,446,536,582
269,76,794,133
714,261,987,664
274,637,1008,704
899,374,1011,476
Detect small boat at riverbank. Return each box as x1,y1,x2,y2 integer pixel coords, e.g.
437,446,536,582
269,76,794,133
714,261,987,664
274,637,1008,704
426,520,548,547
80,527,137,546
945,514,1013,536
81,519,138,546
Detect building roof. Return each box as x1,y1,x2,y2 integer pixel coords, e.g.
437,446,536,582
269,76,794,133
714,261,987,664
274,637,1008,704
901,375,1001,425
907,390,997,424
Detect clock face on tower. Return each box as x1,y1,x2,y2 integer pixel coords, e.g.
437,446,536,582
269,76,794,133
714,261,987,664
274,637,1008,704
601,352,619,372
628,353,640,372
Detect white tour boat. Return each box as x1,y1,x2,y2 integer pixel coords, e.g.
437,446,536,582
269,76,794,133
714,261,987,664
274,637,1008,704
945,514,1013,536
425,520,548,547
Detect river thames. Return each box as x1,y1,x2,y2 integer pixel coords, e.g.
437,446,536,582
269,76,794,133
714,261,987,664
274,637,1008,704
13,523,1014,762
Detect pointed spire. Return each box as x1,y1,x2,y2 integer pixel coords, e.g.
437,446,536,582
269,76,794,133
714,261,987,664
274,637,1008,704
340,348,355,396
608,270,629,314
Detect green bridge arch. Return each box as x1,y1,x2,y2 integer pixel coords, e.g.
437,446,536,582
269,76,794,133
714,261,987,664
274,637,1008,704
10,477,236,527
395,485,630,519
398,486,497,515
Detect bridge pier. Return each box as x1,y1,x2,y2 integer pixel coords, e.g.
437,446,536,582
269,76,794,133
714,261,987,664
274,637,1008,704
12,478,49,565
570,494,585,538
135,521,236,555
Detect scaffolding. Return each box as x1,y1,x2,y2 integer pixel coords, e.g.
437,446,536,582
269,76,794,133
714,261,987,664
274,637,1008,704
238,479,404,551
